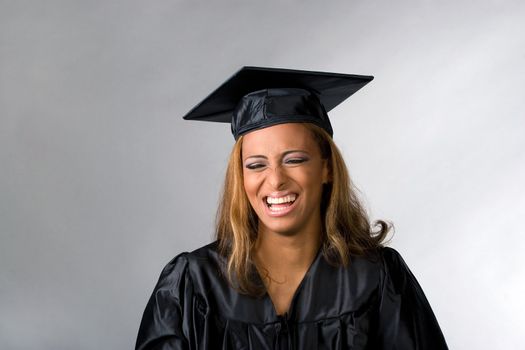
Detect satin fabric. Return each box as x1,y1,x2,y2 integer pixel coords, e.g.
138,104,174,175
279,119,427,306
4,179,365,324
232,88,333,139
136,241,448,349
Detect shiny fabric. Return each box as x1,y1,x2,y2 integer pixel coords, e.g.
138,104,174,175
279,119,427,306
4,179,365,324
232,88,333,139
136,241,448,349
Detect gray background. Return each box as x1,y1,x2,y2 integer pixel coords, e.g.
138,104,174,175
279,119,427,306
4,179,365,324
1,0,524,349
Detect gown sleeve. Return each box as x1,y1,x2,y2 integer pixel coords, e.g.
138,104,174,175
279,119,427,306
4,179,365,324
376,247,448,350
136,253,191,350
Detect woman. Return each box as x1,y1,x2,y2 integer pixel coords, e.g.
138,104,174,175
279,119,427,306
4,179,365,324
136,67,448,349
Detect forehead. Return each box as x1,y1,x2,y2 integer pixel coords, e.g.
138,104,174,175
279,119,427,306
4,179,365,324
241,123,318,156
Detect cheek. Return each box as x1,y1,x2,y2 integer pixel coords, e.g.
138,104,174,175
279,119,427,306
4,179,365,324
243,172,260,201
297,168,324,195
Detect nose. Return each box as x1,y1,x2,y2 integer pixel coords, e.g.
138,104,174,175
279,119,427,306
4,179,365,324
267,165,288,189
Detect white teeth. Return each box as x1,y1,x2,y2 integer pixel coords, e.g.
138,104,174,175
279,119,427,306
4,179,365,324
269,205,288,212
266,194,297,205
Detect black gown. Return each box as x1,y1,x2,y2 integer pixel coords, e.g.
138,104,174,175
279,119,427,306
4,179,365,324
136,241,448,349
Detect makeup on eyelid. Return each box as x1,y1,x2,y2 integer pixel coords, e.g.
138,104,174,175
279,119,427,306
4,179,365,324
244,152,310,168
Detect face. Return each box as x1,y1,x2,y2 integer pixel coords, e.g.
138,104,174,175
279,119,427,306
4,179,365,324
242,123,329,237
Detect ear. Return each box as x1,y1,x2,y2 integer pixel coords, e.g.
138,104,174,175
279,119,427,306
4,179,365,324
322,159,332,184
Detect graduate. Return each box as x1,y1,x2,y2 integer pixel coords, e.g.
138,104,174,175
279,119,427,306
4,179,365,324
136,67,448,349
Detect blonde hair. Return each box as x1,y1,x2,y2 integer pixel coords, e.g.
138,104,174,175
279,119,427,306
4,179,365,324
215,123,390,296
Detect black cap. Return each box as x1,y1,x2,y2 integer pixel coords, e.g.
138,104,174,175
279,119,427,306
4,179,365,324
182,66,373,139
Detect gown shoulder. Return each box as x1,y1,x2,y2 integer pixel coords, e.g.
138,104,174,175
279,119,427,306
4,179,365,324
375,246,449,350
135,251,192,350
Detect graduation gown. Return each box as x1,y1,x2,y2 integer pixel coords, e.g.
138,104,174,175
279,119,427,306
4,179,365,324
136,241,448,349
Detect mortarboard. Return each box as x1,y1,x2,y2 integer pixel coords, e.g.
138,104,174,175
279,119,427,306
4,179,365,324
182,66,373,139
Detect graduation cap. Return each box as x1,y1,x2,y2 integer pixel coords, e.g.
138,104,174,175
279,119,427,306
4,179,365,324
183,66,373,139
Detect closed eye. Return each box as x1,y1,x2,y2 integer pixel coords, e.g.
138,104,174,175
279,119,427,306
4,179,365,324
245,163,266,170
285,158,308,165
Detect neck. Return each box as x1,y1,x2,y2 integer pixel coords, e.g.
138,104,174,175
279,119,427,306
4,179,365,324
253,226,322,273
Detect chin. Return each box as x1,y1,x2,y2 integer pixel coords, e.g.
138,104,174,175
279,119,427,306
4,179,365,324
258,219,303,236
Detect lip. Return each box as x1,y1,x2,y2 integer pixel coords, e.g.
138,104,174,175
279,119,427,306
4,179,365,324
262,193,299,217
265,190,297,199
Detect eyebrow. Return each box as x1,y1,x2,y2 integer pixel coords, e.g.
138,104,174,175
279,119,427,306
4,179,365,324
243,149,309,162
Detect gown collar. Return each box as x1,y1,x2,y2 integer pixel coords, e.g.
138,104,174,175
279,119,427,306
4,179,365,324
258,245,324,322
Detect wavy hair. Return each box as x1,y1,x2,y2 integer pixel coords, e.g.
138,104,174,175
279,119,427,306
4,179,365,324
215,123,391,296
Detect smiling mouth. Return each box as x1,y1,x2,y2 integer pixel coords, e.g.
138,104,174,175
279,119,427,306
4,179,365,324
264,194,297,212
